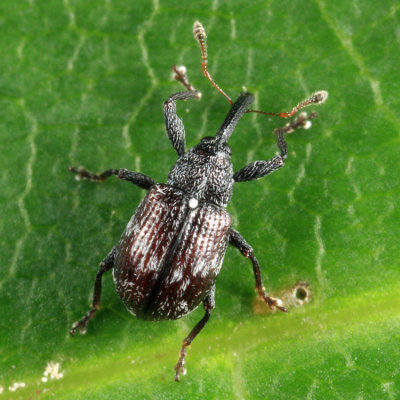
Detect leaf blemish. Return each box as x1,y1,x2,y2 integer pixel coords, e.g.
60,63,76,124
291,282,312,306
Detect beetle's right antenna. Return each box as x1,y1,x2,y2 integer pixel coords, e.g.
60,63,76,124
247,90,328,118
193,21,328,119
193,21,233,105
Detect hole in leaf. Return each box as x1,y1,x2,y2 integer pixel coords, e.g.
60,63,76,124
291,282,311,306
295,286,308,301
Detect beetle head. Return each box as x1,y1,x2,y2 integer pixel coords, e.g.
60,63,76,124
193,136,232,157
189,91,254,161
166,93,254,207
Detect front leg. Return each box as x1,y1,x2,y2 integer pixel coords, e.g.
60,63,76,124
163,65,201,156
69,167,155,190
229,228,286,312
163,90,201,156
233,112,316,182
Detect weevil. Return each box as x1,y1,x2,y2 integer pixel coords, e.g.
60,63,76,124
69,21,328,381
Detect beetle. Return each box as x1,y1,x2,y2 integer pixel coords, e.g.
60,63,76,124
69,21,328,381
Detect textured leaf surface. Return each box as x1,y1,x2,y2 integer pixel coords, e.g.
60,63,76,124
1,0,399,399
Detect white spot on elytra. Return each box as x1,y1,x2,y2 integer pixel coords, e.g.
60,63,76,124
189,198,198,209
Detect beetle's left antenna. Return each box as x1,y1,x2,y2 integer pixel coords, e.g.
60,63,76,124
193,21,233,105
193,21,328,118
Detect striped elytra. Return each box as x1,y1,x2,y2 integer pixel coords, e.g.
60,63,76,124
113,184,231,320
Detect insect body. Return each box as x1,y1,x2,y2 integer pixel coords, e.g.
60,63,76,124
114,184,231,321
69,21,328,381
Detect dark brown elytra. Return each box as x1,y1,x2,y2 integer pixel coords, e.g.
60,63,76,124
69,21,328,381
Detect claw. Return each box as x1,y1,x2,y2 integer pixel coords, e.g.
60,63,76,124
69,319,88,336
70,308,96,336
174,347,187,382
258,289,287,312
269,297,287,312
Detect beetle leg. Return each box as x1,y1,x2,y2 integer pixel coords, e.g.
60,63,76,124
70,247,116,335
233,130,287,182
68,167,155,190
229,229,287,312
174,287,215,382
233,112,317,182
164,89,201,157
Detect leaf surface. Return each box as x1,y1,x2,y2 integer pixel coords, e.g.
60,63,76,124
0,0,399,399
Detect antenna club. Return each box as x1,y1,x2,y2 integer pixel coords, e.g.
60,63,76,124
312,90,328,105
193,21,206,41
192,21,232,104
193,21,208,61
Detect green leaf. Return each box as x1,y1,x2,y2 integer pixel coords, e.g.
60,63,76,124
1,0,399,398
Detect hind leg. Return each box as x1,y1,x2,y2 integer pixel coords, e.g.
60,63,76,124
70,247,116,335
174,286,215,381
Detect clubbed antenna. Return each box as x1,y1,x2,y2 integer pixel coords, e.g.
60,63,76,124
248,90,329,118
193,21,233,104
171,65,202,99
275,111,318,136
192,21,328,119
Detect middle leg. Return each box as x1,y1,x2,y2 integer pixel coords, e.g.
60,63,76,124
69,167,155,190
233,112,317,183
70,246,116,335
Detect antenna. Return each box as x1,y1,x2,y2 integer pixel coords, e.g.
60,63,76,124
193,21,328,118
193,21,233,105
